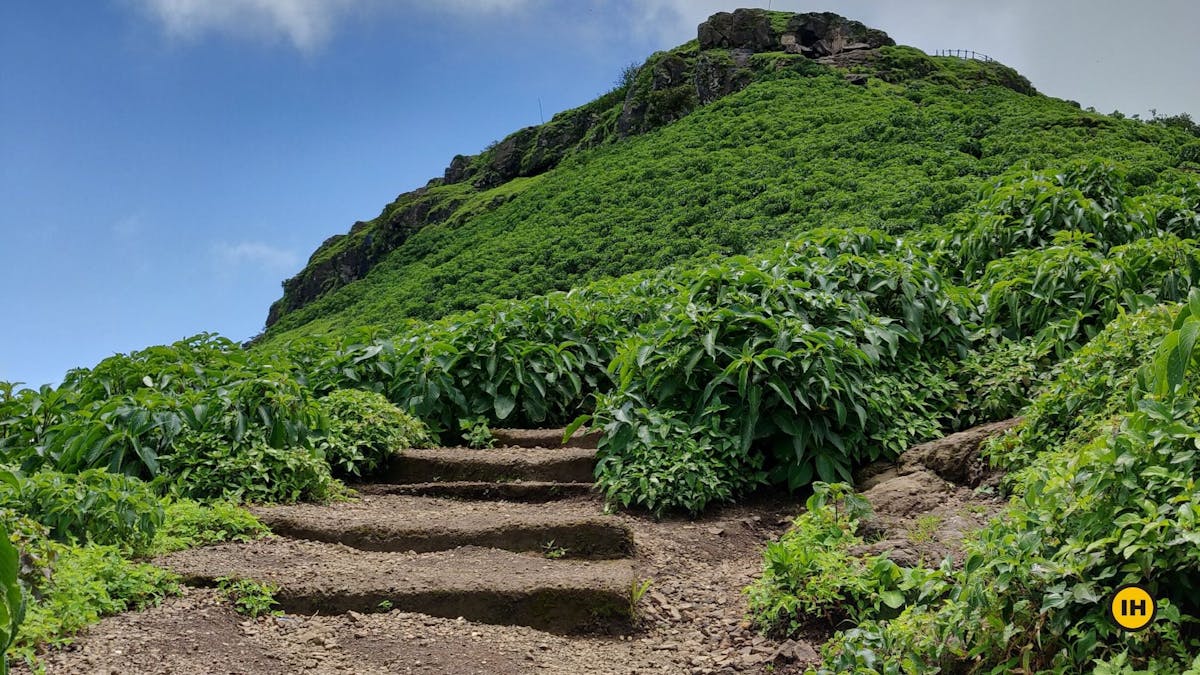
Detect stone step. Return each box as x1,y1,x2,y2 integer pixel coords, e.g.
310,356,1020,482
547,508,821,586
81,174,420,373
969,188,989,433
490,427,602,449
382,446,596,484
355,480,596,502
251,494,633,559
156,539,636,634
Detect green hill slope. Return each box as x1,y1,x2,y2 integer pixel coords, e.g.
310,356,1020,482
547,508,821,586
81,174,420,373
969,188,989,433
260,9,1194,345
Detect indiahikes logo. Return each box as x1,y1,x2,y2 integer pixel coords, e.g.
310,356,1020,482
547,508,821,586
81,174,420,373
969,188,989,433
1109,584,1157,632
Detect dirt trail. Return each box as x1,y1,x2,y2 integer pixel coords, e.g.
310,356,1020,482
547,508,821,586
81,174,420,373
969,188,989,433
19,421,1016,674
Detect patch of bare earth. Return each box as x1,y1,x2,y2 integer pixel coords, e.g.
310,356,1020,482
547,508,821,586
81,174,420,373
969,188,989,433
852,418,1019,566
20,421,1015,674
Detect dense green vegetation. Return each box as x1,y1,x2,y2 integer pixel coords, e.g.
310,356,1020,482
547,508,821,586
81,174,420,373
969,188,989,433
752,299,1200,673
3,159,1198,667
583,232,971,514
747,481,932,633
319,389,434,477
0,479,271,665
0,337,431,666
735,159,1200,672
263,47,1195,343
256,162,1199,517
3,20,1200,670
1,520,21,675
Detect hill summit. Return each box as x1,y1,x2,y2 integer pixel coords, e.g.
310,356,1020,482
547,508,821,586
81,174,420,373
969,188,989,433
261,8,1038,337
259,7,1170,345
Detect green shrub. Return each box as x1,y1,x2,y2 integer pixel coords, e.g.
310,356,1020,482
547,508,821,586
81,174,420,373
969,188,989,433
291,286,659,432
0,469,163,554
151,499,269,554
1181,141,1200,164
0,383,82,472
1,518,23,675
318,389,432,476
216,577,280,618
950,336,1053,427
748,483,949,635
61,333,258,403
975,231,1200,354
1,338,334,504
588,239,969,512
157,372,336,503
163,432,334,504
0,510,53,595
14,543,179,659
953,162,1139,278
458,416,495,449
984,304,1177,473
815,295,1200,672
936,163,1200,354
590,405,761,516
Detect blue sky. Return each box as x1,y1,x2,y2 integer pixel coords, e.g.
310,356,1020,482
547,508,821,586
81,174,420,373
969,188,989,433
2,0,1198,388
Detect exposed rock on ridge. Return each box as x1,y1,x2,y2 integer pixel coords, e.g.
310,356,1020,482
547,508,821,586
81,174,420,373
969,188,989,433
698,9,893,56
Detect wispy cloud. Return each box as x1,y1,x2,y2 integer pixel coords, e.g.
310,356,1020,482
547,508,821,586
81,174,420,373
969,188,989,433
128,0,537,51
216,241,300,273
621,0,736,45
129,0,354,50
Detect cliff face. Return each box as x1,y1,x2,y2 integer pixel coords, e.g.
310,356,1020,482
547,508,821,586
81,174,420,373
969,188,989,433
265,9,1027,333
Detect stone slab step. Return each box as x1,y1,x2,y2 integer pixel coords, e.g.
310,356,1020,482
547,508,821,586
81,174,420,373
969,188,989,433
382,446,595,484
355,480,596,502
491,427,602,449
251,494,633,559
156,539,635,634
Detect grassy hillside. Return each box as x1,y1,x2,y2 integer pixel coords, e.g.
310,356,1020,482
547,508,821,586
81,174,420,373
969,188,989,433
262,44,1194,343
4,8,1200,672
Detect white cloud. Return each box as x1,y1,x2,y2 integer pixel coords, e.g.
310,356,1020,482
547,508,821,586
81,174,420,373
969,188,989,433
620,0,731,46
216,241,300,273
434,0,535,11
131,0,350,50
129,0,536,51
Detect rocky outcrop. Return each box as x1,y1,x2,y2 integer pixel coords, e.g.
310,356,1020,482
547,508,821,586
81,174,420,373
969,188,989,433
698,9,894,57
442,97,614,190
266,230,372,327
616,10,894,137
896,418,1021,486
695,50,755,104
782,12,894,57
267,188,466,327
616,53,698,137
850,419,1020,567
697,9,776,52
444,154,471,184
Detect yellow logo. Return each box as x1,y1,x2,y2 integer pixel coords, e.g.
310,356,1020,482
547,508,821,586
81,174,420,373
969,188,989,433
1109,584,1156,632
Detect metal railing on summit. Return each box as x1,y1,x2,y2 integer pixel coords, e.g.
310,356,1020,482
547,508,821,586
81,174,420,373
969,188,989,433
933,49,995,63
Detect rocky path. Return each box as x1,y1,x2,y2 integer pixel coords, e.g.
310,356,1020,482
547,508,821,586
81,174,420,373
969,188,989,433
22,421,1017,674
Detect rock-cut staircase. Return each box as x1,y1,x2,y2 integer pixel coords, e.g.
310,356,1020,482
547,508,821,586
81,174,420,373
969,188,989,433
155,428,638,634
